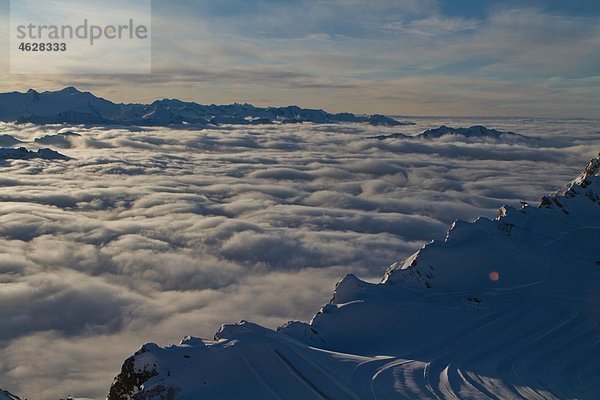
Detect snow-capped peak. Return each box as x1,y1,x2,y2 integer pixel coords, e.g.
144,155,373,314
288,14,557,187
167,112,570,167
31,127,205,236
569,153,600,187
52,86,82,94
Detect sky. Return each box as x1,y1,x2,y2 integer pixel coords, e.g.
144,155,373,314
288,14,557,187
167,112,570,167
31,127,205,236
0,0,599,117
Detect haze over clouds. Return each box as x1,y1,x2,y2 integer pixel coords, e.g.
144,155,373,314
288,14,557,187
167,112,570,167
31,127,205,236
0,0,599,116
0,117,599,399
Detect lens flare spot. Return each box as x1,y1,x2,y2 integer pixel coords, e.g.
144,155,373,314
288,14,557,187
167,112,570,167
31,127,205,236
489,271,500,282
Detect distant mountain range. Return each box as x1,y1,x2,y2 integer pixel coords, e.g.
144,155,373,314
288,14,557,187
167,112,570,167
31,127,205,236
368,125,527,140
0,87,407,127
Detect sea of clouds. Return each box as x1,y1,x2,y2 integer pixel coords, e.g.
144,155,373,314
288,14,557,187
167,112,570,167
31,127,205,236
0,117,599,399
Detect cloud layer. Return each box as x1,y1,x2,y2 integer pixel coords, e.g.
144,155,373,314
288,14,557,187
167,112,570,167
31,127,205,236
0,117,599,399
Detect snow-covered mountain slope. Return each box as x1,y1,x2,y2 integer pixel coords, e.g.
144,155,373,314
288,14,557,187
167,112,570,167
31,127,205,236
0,88,405,127
108,156,600,400
108,322,375,400
0,389,20,400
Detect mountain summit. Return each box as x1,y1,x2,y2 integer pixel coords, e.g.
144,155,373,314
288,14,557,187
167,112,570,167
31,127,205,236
107,156,600,399
0,88,405,127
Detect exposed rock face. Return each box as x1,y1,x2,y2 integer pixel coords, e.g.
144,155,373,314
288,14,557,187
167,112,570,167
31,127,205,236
541,153,600,210
567,153,600,189
107,346,159,400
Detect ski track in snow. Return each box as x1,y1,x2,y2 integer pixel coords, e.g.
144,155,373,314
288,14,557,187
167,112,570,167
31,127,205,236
339,297,597,400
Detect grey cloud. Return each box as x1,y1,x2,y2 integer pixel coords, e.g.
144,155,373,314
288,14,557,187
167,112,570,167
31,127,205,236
0,271,139,340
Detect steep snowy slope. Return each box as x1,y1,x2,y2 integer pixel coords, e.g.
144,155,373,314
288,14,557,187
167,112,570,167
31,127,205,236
0,88,404,126
108,156,600,400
